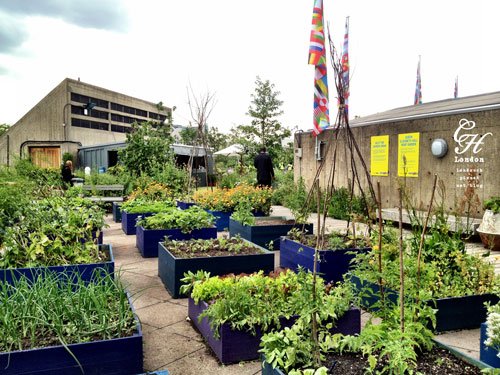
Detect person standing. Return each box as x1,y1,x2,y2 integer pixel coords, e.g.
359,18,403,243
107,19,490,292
61,160,74,187
254,147,274,187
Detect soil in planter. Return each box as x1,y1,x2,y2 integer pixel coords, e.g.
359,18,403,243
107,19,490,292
165,237,265,258
253,219,297,226
323,347,481,374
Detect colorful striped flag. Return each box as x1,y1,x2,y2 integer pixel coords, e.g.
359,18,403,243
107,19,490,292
341,16,350,118
454,76,458,98
308,0,329,136
414,56,422,105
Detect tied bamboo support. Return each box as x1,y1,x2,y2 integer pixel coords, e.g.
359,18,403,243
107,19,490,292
312,179,321,367
376,182,385,306
398,187,405,333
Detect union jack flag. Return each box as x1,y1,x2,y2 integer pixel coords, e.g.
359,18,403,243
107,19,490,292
309,0,329,136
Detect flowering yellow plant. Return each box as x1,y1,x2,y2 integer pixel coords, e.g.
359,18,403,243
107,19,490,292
128,182,172,202
193,184,272,214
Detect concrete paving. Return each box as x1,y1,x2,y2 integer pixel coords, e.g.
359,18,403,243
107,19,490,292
103,206,492,374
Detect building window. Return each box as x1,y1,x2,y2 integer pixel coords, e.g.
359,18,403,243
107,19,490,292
111,124,132,133
110,102,148,118
71,105,108,120
111,113,146,124
72,118,109,131
71,92,109,109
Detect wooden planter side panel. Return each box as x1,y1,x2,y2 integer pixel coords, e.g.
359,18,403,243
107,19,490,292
280,238,369,283
136,226,217,258
112,202,122,223
206,210,233,231
189,298,360,364
0,244,114,286
176,201,197,210
480,322,500,368
157,242,274,299
121,211,154,235
229,219,313,250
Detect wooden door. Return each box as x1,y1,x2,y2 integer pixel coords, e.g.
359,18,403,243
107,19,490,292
29,147,61,168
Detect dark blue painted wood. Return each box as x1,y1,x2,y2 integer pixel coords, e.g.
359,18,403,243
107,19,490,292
480,322,500,368
0,294,143,375
136,226,217,258
205,209,233,231
0,244,114,286
280,238,370,283
350,275,499,332
229,218,313,250
112,202,122,222
121,211,154,235
189,298,360,364
176,201,197,210
157,240,274,298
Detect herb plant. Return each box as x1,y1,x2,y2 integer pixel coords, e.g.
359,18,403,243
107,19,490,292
162,236,264,258
121,199,175,214
484,197,500,214
485,302,500,354
136,206,215,233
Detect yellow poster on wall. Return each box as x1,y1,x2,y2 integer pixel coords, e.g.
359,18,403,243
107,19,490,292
370,135,389,176
398,132,420,177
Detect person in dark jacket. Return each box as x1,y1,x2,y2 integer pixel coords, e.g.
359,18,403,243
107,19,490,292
61,160,74,187
254,147,274,187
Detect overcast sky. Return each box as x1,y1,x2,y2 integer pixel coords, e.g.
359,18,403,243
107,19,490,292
0,0,499,134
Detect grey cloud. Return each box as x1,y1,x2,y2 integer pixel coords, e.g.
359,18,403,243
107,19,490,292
0,14,28,53
0,65,9,75
0,0,128,32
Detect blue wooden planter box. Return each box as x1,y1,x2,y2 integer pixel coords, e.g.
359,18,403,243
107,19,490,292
136,225,217,258
112,202,122,222
350,275,500,332
121,210,154,235
206,209,233,231
176,200,197,210
189,298,360,364
480,322,500,368
0,294,143,375
157,240,274,299
229,217,313,250
0,244,114,286
280,237,370,283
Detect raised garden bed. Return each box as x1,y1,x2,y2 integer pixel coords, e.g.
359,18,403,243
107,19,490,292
157,239,274,298
121,210,154,235
280,237,370,283
229,217,313,250
0,244,114,286
206,209,233,231
480,322,500,368
113,202,122,223
350,275,500,332
189,298,360,364
136,226,217,258
176,200,197,210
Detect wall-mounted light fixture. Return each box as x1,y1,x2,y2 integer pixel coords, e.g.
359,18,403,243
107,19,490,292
431,138,448,158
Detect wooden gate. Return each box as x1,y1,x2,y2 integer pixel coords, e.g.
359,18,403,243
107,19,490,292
29,147,61,168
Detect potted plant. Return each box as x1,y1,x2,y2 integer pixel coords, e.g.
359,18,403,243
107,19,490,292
135,206,217,257
478,196,500,251
157,236,274,298
0,272,143,374
183,269,360,364
229,205,313,250
280,228,371,284
120,199,175,235
480,301,500,368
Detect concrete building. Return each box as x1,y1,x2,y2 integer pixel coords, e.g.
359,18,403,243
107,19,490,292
295,91,500,217
0,78,171,168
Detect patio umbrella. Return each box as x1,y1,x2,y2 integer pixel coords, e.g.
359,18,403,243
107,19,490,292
213,144,244,157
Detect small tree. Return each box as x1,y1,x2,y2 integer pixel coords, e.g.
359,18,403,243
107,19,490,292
246,76,290,159
0,124,9,137
179,126,198,145
118,120,174,177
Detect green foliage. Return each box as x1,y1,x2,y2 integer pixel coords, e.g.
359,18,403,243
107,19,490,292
0,123,9,136
121,199,175,214
118,121,174,177
0,197,108,268
485,302,500,353
0,272,135,352
230,203,256,226
179,126,198,145
62,152,74,163
184,269,352,339
218,172,240,189
282,177,311,224
484,196,500,214
271,170,294,205
136,206,215,233
327,187,367,220
14,158,64,195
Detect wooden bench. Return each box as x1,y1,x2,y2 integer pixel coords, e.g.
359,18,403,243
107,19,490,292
83,185,125,202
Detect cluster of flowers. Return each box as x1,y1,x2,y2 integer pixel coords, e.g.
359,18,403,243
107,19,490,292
127,182,171,202
192,184,273,214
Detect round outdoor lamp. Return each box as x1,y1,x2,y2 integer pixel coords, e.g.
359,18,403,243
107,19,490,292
431,138,448,158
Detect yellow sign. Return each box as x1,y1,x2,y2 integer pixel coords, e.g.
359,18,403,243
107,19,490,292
371,135,389,176
398,132,420,177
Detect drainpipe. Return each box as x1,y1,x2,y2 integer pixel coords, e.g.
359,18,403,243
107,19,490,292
6,134,9,167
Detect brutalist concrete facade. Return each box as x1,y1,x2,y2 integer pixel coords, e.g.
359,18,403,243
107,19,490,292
295,92,500,217
0,78,171,167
